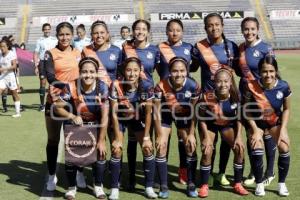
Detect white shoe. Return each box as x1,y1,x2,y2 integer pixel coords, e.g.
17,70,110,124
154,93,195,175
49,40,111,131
278,183,289,196
109,188,119,200
65,186,76,200
12,113,21,118
244,174,255,186
263,173,275,186
255,183,265,196
94,185,106,199
76,171,86,188
46,175,58,191
145,187,158,199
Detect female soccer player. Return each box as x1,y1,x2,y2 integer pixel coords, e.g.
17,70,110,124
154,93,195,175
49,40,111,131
153,57,199,198
197,67,249,198
158,19,194,184
243,55,291,197
121,19,160,190
82,20,122,84
109,57,157,199
191,13,239,186
53,57,109,200
44,22,82,191
239,17,277,186
73,24,91,52
0,37,21,117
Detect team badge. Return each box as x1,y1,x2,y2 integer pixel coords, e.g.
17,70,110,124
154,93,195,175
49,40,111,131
184,91,192,98
184,48,190,55
276,91,283,99
110,54,116,61
231,103,238,109
147,52,153,59
253,50,260,57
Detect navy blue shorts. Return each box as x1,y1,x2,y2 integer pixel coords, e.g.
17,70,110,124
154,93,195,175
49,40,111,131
118,119,145,133
161,112,192,129
205,121,237,136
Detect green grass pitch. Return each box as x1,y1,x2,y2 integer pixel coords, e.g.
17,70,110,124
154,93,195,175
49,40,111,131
0,53,299,200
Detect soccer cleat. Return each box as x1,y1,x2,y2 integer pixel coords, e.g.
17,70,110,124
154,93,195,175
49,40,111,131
262,173,275,186
158,190,169,199
2,108,8,113
233,183,249,195
65,186,76,200
278,183,289,196
187,184,198,198
12,113,21,118
46,174,57,191
198,184,209,198
215,173,230,186
178,167,187,185
145,187,158,199
109,188,119,200
39,105,45,112
94,185,106,199
208,174,214,187
76,171,86,188
243,173,255,186
255,183,265,196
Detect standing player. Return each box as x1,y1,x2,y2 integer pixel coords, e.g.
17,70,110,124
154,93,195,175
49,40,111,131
109,57,157,199
0,37,22,117
73,24,91,52
157,19,194,185
191,13,239,186
121,19,160,190
53,57,109,200
197,67,248,198
113,26,131,49
43,22,82,191
82,20,122,84
239,17,277,186
154,57,200,198
34,23,57,111
243,55,291,196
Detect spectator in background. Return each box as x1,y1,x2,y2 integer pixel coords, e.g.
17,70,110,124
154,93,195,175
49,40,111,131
34,23,57,112
73,24,91,52
113,26,131,49
19,42,26,50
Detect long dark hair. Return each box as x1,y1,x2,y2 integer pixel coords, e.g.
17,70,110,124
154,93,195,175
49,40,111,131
132,19,150,42
204,13,232,67
214,67,240,104
56,22,74,36
258,54,281,80
0,36,13,50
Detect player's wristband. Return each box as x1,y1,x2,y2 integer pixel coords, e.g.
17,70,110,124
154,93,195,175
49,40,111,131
143,136,150,141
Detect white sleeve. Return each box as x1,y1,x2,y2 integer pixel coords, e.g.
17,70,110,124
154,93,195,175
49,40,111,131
35,39,40,53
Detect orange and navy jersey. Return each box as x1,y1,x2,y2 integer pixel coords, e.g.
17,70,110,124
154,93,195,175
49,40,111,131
192,38,239,92
158,41,193,79
199,90,239,126
243,79,291,126
51,79,109,122
109,79,154,118
44,46,81,89
154,77,200,116
122,40,160,85
82,44,122,81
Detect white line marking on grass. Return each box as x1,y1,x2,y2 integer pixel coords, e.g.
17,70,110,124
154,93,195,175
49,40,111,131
39,128,64,200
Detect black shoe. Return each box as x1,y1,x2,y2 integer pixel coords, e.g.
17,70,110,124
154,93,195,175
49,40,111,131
2,108,8,113
20,105,25,112
39,105,45,112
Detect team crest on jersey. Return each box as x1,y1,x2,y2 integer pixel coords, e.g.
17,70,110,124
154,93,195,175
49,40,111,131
110,53,116,61
184,91,192,98
231,103,238,110
147,52,153,59
253,50,260,57
276,91,283,99
184,48,190,55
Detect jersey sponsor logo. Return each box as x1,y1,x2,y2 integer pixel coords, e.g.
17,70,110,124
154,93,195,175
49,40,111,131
184,48,190,55
147,52,153,59
110,53,116,61
253,50,260,57
276,91,284,99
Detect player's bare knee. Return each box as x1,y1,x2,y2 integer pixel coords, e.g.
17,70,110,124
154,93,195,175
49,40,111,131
112,147,122,158
278,141,289,153
142,147,152,156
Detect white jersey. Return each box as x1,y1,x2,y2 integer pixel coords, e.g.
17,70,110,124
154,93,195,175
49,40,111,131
73,37,91,52
35,36,57,60
0,50,17,79
113,38,126,50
